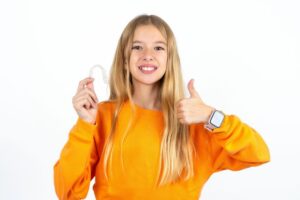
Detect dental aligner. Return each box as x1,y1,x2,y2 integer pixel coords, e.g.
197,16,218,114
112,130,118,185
89,64,108,84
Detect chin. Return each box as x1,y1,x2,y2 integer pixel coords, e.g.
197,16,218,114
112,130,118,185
135,77,163,85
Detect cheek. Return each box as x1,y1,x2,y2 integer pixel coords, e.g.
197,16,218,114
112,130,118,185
129,53,139,65
158,54,167,67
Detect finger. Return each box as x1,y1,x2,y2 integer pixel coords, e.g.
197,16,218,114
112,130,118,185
78,96,97,109
76,88,98,103
84,88,98,103
77,77,94,92
76,95,97,108
176,105,186,115
85,82,98,102
86,80,94,90
179,118,186,124
75,98,92,110
86,96,97,109
176,99,191,113
176,112,185,119
188,79,200,98
175,98,186,110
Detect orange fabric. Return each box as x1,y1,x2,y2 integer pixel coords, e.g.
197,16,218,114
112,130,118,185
54,100,270,199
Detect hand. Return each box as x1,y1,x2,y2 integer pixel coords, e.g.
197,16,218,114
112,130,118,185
72,77,99,124
176,79,214,125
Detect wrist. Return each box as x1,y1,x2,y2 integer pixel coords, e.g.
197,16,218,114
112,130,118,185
204,109,225,132
203,105,215,123
79,117,96,125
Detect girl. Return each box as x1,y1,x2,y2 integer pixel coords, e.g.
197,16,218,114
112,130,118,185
54,14,270,200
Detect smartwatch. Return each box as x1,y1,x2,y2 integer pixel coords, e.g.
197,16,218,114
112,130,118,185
204,110,225,131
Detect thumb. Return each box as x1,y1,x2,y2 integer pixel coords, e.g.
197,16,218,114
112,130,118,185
188,79,200,98
86,79,94,89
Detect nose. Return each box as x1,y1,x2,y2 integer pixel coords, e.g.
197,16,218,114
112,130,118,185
142,48,153,61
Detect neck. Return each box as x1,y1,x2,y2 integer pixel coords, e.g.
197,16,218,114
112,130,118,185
132,82,161,110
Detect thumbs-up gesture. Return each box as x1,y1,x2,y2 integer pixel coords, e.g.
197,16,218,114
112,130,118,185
176,79,214,125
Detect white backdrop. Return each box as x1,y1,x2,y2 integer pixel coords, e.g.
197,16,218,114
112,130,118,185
0,0,299,199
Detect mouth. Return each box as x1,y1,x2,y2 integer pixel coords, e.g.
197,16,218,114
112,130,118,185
138,65,158,74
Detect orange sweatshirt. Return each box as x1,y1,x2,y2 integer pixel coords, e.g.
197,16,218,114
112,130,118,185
54,100,270,200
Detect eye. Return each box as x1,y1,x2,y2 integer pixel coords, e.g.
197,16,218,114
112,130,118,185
131,45,142,50
154,46,165,51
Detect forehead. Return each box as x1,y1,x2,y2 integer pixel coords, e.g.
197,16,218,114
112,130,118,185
133,25,166,43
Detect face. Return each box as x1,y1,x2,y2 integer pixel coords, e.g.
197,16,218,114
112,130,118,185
128,25,167,87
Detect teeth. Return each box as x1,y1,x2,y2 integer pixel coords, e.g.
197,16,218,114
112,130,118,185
139,66,157,71
142,67,154,71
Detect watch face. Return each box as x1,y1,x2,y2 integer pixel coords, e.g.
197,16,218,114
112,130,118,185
211,111,225,128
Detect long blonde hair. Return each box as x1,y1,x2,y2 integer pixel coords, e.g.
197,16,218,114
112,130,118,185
103,14,194,186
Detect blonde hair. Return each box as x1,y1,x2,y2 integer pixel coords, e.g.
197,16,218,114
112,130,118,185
103,14,194,186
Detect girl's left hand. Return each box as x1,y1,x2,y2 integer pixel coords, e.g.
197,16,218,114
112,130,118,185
176,79,214,125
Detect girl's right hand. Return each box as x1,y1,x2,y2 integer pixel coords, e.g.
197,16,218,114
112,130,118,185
72,77,99,124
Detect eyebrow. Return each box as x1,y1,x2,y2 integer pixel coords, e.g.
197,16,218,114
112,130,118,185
132,40,167,46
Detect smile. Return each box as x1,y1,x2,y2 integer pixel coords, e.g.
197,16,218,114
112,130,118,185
138,65,158,74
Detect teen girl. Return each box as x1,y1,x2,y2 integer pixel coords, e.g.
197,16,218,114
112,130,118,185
54,14,270,200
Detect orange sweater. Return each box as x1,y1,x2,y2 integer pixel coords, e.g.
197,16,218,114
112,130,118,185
54,100,270,200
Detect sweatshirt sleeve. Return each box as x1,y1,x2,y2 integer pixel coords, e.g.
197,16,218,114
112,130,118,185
207,115,270,172
53,117,99,200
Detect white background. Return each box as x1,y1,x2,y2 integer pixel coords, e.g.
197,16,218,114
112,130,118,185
0,0,299,199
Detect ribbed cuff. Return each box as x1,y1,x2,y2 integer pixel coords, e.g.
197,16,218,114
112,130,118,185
69,118,97,142
211,115,231,136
